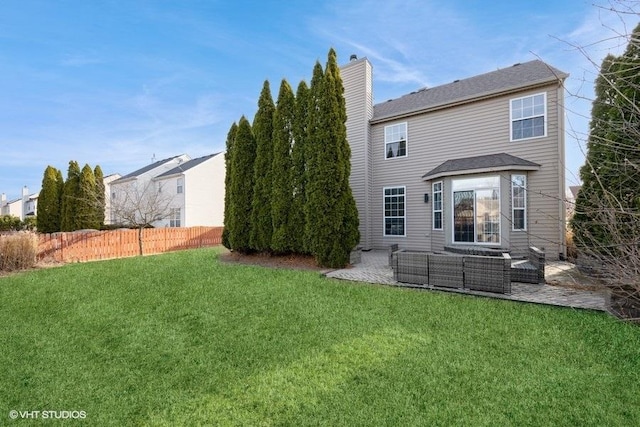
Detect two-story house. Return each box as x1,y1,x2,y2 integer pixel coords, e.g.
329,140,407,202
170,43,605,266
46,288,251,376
109,154,192,225
153,153,225,227
108,153,225,227
342,57,568,260
1,187,38,220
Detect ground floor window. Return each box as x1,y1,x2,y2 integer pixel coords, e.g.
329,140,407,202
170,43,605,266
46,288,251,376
384,186,405,236
452,176,500,243
433,181,443,230
511,174,526,230
169,208,181,227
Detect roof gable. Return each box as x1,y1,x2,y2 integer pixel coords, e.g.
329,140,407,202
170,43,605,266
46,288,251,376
112,155,188,183
373,60,568,122
155,153,222,179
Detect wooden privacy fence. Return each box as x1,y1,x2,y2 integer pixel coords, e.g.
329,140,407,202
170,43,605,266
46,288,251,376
38,226,223,263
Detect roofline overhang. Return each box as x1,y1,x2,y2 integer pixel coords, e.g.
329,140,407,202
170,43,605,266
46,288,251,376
371,75,567,124
153,172,184,181
111,176,138,185
422,164,540,181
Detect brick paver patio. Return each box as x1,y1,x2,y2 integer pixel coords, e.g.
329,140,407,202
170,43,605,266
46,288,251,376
326,250,608,311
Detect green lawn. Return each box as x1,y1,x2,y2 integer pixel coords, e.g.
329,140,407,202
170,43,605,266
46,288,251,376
1,248,639,426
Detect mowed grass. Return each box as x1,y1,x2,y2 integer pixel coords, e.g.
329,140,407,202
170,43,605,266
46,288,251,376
1,248,639,426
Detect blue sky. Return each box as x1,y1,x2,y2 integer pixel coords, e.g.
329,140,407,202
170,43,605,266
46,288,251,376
1,0,638,200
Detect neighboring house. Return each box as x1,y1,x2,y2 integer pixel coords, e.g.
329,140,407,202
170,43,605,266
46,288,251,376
109,154,191,225
108,153,225,227
153,153,225,227
0,186,38,220
103,173,122,225
342,57,568,260
566,185,581,220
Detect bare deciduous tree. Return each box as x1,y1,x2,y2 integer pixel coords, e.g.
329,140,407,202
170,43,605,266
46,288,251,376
110,180,176,255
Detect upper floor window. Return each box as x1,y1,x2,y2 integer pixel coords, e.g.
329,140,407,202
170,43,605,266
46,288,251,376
510,93,546,141
385,122,407,159
511,174,526,230
384,186,406,236
177,178,183,194
432,181,443,230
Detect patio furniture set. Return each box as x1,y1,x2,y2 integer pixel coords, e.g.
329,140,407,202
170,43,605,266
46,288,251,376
388,244,545,294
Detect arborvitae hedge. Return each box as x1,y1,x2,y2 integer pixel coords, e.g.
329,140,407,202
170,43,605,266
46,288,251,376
249,81,276,252
290,81,309,254
61,161,81,232
304,61,326,260
94,165,106,228
37,166,62,233
224,49,360,267
305,50,359,267
222,122,237,249
228,116,256,253
77,164,97,229
270,79,296,253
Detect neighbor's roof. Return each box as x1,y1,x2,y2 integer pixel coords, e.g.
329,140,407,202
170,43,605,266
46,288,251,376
112,155,186,183
569,185,582,199
422,153,540,180
373,60,568,122
155,153,222,179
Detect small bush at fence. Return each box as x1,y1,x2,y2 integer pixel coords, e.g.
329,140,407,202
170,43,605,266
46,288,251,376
0,232,38,271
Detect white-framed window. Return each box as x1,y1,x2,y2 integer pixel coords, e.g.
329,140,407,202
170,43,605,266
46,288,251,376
510,93,546,141
384,122,407,159
432,181,443,230
511,174,526,230
452,176,500,244
383,186,406,236
177,178,183,194
169,208,181,227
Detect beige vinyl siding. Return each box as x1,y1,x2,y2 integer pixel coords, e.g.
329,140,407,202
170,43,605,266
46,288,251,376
342,58,374,249
368,83,565,259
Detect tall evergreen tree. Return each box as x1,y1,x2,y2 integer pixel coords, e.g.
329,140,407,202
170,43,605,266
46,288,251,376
228,116,256,253
222,122,238,249
290,80,309,254
61,160,81,231
249,80,276,252
94,165,105,229
304,61,326,258
77,164,98,229
305,50,359,267
271,79,296,253
56,168,65,225
37,166,62,233
572,23,640,251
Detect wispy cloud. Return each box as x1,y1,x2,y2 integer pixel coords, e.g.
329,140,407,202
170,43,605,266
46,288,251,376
60,51,105,67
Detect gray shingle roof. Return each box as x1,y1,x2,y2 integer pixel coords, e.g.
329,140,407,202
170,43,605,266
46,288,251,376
155,153,222,178
112,155,186,182
422,153,540,180
373,60,568,121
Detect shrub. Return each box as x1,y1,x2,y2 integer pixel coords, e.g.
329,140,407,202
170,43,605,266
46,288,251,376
0,232,38,271
0,215,22,232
